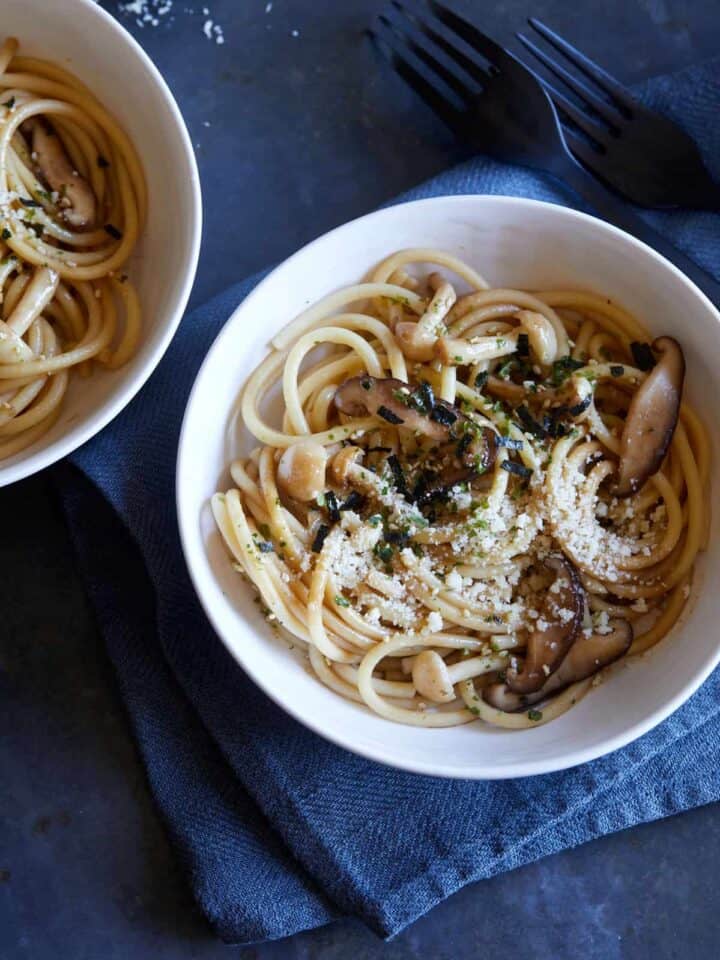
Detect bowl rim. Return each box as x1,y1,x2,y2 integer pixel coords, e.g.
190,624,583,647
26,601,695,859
0,0,203,487
176,193,720,779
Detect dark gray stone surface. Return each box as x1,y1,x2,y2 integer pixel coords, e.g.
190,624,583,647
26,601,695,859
1,1,719,957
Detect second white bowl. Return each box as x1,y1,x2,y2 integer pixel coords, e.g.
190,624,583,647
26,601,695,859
0,0,202,486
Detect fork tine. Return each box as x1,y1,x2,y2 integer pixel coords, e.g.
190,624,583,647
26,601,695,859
368,18,466,132
561,128,610,171
390,0,489,87
425,0,517,72
516,32,622,131
379,10,476,102
527,18,636,114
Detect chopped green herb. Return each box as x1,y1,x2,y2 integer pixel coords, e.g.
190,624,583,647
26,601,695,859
2,96,14,109
373,542,394,564
1,228,11,241
527,709,543,722
550,355,584,387
334,595,350,607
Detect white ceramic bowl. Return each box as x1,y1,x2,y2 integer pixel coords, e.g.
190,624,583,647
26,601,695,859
0,0,201,487
177,195,720,779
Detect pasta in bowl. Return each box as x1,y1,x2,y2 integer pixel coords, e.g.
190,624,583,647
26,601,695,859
177,195,719,778
211,248,706,730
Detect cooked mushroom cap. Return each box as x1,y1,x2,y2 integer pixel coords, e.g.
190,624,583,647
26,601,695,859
335,376,447,439
333,375,497,478
614,336,685,498
484,617,633,711
505,555,585,695
25,119,97,231
277,440,327,502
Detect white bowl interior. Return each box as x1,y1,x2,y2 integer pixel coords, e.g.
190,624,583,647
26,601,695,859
0,0,200,485
178,195,720,778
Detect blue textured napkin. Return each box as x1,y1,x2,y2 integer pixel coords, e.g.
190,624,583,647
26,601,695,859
56,58,720,944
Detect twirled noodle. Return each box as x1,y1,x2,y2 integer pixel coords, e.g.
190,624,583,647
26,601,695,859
0,37,144,460
213,248,709,729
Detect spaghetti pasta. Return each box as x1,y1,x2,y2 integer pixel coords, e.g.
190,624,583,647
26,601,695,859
0,37,144,460
213,248,709,729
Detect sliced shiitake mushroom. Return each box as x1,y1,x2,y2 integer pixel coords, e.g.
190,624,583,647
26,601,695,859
333,375,497,478
614,337,685,498
483,618,633,711
22,118,97,231
505,555,585,695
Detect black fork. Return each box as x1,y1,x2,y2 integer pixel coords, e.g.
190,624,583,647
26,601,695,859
368,0,720,305
516,18,720,211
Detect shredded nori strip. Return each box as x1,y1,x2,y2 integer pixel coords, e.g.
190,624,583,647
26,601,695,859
413,381,435,414
97,154,110,168
20,197,41,208
569,395,592,417
311,524,330,553
325,490,341,522
340,490,365,512
104,223,123,240
474,370,488,390
384,529,409,546
416,483,452,507
500,460,532,479
631,341,656,371
543,416,567,439
516,404,547,438
361,378,372,390
378,405,404,425
429,404,457,426
497,436,524,450
387,454,409,497
610,365,624,377
366,445,392,453
516,332,530,358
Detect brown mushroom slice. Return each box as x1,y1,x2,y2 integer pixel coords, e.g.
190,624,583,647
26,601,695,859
505,556,585,695
483,618,633,711
335,376,447,440
24,119,97,231
333,376,497,476
614,336,685,498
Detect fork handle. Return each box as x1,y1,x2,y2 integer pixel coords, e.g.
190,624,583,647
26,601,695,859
556,156,720,307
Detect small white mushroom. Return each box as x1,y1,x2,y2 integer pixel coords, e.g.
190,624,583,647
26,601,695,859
411,650,506,704
276,440,327,502
396,277,457,361
395,321,437,361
